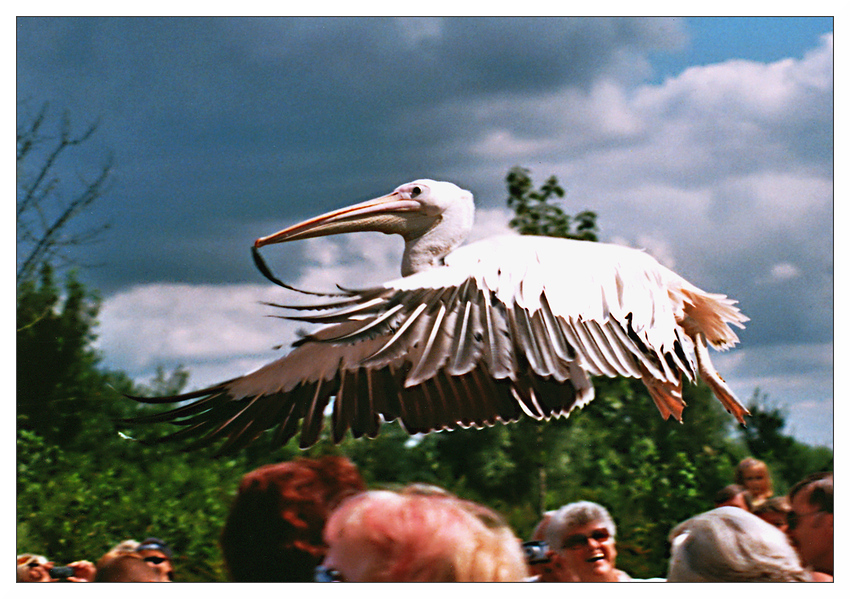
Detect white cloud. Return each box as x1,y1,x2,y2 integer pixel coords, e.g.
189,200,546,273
467,206,515,242
768,262,801,283
634,34,832,123
713,341,833,448
96,283,299,379
471,130,554,159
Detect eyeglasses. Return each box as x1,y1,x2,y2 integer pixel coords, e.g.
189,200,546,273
562,529,611,550
787,509,821,530
314,565,344,582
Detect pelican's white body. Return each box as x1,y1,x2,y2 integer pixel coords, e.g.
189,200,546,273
134,180,748,452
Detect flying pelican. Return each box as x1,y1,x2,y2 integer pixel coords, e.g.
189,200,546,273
126,179,749,454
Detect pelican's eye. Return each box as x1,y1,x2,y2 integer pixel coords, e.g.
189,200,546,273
410,186,422,198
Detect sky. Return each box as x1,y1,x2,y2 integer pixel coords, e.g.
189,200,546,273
16,16,834,448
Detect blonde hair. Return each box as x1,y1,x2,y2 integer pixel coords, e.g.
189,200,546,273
734,457,773,500
324,490,528,581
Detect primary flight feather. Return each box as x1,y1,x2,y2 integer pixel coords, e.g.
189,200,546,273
125,179,748,454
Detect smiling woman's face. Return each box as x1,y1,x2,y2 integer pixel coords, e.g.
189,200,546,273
558,519,618,582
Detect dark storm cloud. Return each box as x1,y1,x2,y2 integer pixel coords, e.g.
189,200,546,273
17,17,688,291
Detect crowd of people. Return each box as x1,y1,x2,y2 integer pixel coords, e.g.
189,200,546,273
18,537,173,582
18,456,832,583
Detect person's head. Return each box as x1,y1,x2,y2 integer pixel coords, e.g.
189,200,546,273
94,553,171,582
544,501,620,582
531,511,555,542
787,472,833,574
527,511,558,582
17,554,51,582
321,490,529,581
753,496,791,533
713,484,753,511
735,457,773,501
136,538,174,581
220,455,365,582
667,507,808,582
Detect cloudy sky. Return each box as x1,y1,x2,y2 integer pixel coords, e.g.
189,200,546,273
17,16,833,447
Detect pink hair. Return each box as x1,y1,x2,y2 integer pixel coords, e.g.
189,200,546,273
324,491,528,582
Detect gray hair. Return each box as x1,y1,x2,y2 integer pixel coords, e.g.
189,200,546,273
667,507,809,582
545,501,616,550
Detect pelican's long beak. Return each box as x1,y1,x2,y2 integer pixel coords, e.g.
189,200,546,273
255,192,426,248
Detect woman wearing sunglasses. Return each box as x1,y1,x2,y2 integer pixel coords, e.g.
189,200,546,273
543,501,632,582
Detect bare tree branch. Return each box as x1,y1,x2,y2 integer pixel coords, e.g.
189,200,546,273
17,102,112,284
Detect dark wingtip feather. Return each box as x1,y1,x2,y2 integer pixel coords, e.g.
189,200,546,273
123,381,235,405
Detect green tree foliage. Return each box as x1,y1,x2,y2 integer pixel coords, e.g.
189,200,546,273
506,166,598,241
544,378,743,577
740,390,833,495
16,264,123,449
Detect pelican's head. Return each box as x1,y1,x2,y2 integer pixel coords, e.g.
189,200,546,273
255,179,475,275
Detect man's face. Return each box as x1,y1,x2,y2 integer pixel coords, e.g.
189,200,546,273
136,549,173,582
555,519,618,582
788,486,832,573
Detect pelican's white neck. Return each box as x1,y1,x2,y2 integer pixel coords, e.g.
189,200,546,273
400,189,474,276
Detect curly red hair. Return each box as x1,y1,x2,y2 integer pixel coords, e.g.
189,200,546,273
220,456,365,581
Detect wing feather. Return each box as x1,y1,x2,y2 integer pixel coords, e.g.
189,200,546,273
271,390,306,448
448,280,480,375
126,235,746,452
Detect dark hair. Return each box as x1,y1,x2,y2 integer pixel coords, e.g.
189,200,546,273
713,484,753,511
789,472,833,514
752,496,790,516
219,456,365,582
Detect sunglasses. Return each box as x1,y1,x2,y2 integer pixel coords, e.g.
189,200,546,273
786,509,821,531
314,566,344,582
143,556,169,565
562,529,611,550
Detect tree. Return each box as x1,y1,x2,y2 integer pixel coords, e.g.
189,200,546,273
17,102,112,286
16,264,107,448
506,166,598,241
504,166,600,515
16,104,125,449
740,390,833,493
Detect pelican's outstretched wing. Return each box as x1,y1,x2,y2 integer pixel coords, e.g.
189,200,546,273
124,236,747,454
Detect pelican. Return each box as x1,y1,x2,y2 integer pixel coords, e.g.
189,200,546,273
126,179,749,454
